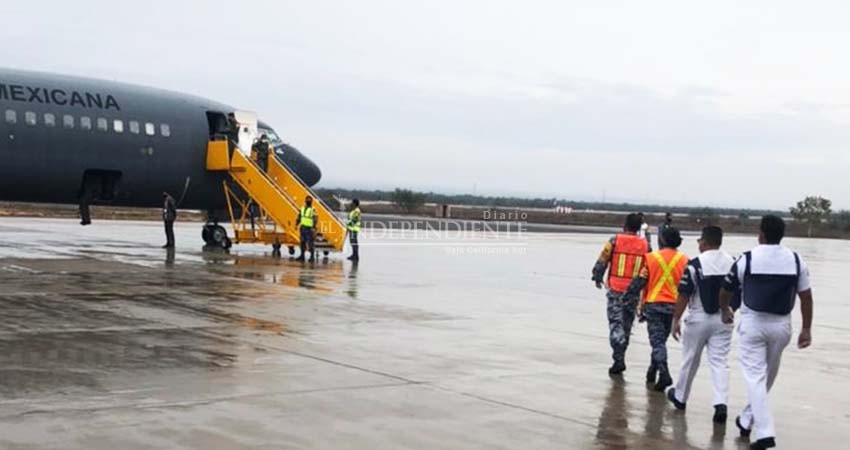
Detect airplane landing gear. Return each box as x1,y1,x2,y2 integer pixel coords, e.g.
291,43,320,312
202,223,231,249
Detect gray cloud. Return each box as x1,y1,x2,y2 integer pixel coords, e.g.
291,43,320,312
1,0,848,209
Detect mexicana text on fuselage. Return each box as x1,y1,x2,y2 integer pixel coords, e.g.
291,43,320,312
0,83,120,111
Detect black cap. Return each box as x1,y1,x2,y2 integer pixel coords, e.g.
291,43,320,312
661,226,682,249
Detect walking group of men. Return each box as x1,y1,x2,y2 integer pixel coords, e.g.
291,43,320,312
592,213,814,450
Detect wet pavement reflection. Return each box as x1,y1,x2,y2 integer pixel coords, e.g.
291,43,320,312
0,218,847,449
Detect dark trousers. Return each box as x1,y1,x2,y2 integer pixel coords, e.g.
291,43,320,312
164,220,175,247
645,303,675,366
607,290,638,364
349,231,359,260
299,226,315,258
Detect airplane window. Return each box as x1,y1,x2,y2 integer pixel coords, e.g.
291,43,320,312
5,110,16,124
81,116,92,131
63,115,74,129
129,121,140,134
97,118,108,131
25,112,37,126
44,113,55,127
145,122,155,136
160,124,171,137
114,120,124,133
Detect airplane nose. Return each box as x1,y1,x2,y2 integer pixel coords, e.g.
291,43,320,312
275,143,322,186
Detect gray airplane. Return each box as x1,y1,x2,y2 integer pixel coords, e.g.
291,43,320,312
0,68,322,244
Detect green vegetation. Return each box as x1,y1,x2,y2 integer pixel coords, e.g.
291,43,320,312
790,196,832,237
316,188,850,239
689,207,719,225
315,187,784,218
390,188,426,214
828,210,850,232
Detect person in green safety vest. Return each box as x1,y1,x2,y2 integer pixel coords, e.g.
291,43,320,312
347,198,362,262
296,196,318,261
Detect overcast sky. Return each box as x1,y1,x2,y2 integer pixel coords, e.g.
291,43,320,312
2,1,848,209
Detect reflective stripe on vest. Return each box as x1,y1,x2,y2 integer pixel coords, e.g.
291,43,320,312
607,234,649,293
300,207,315,228
647,251,686,302
615,253,643,278
347,208,361,232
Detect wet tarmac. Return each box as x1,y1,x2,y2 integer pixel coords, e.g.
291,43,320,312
0,218,847,449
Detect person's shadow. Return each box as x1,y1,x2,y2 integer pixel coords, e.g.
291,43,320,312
346,261,359,299
595,378,630,449
644,389,667,440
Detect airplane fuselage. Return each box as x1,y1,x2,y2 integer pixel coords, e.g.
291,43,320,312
0,68,320,214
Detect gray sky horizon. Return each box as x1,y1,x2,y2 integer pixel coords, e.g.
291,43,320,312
2,1,847,210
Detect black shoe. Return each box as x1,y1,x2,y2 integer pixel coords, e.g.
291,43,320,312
653,365,672,392
713,404,727,424
161,244,174,249
608,361,626,376
347,255,359,261
80,219,91,226
666,388,686,410
750,437,776,449
646,363,658,384
295,256,305,262
735,416,751,438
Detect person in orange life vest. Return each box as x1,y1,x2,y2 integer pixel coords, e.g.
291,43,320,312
624,226,688,392
592,213,649,376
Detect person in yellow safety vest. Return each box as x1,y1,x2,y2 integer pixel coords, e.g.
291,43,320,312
346,198,362,262
295,196,318,262
591,213,649,376
624,226,688,392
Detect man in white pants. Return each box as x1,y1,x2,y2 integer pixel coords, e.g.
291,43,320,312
719,215,814,450
666,226,736,424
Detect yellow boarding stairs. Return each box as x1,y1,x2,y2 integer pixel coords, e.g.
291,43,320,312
205,139,346,255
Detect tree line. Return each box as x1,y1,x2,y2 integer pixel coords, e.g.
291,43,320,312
316,187,786,218
319,188,848,238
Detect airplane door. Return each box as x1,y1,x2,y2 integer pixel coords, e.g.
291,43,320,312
232,110,258,155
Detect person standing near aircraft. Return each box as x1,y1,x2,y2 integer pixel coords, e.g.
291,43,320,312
720,215,813,450
591,213,649,376
347,198,362,262
162,192,177,248
625,226,687,392
657,212,673,248
252,134,272,172
667,226,737,424
296,196,318,261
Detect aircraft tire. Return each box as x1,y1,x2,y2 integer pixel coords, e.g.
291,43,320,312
202,224,227,248
201,224,215,244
